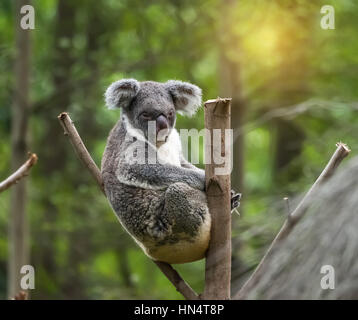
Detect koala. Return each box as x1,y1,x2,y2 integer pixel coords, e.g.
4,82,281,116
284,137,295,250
101,79,240,264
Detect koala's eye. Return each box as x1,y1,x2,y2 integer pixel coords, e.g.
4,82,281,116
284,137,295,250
168,111,174,118
140,112,151,120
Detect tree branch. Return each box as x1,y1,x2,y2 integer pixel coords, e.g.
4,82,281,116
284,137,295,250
202,98,232,300
0,153,38,193
154,261,199,300
57,112,199,300
234,142,351,300
58,112,104,193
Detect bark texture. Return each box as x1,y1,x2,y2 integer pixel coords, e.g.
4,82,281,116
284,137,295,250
202,98,232,300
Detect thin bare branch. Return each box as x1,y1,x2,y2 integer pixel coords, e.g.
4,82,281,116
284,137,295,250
154,261,199,300
58,112,104,193
57,112,199,300
0,153,38,193
234,142,351,300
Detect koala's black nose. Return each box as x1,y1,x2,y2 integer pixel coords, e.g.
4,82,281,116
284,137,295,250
156,114,168,133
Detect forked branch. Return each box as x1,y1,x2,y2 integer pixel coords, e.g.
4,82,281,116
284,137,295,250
58,112,199,300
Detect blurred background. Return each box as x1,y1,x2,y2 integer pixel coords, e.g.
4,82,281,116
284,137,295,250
0,0,357,299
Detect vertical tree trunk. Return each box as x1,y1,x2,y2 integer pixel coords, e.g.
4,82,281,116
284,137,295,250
34,0,76,298
270,12,312,188
218,0,245,197
202,98,232,300
219,53,245,195
218,0,246,293
8,0,31,298
273,118,305,185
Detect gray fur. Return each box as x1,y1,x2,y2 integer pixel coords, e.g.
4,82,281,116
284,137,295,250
105,79,140,109
165,80,202,116
101,79,209,264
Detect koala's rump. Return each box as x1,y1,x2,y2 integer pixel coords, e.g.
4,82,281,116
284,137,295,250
144,211,211,264
143,182,211,263
104,178,211,264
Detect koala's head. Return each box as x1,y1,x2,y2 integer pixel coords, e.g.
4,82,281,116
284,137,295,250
104,79,202,141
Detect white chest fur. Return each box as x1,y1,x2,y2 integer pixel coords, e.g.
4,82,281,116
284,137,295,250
123,115,182,167
157,129,181,167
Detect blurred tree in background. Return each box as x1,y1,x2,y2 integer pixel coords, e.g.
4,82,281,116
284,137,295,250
0,0,357,299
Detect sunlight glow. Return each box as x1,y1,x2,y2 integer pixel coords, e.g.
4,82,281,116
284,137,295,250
242,23,283,69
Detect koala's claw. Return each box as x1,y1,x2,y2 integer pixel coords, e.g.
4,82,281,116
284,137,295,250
231,190,241,210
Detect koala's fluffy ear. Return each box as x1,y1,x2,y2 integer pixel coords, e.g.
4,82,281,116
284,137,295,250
165,80,202,116
105,79,140,109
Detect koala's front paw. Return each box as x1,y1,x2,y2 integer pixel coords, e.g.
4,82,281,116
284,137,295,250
231,190,241,210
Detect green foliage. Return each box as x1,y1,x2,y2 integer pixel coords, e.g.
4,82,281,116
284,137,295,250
0,0,357,299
